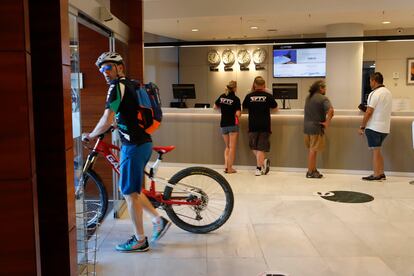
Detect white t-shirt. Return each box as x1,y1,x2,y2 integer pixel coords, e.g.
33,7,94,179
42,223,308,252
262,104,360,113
366,86,392,133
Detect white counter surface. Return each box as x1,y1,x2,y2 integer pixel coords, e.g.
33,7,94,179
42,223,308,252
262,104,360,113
162,108,414,117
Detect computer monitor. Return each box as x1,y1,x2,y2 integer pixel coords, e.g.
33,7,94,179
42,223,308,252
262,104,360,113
172,84,196,108
272,83,298,109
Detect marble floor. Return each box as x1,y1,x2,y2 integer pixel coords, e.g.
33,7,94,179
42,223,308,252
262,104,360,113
95,167,414,276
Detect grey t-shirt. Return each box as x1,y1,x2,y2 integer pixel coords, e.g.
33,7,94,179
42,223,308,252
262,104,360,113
304,93,332,134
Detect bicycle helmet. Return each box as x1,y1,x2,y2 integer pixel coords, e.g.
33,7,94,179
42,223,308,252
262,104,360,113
95,52,123,68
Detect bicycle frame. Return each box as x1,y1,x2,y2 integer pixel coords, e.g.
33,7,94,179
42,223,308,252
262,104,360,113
83,134,202,207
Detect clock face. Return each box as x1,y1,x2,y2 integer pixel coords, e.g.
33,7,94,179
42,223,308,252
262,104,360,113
207,49,221,66
237,49,251,66
222,49,235,65
252,48,267,64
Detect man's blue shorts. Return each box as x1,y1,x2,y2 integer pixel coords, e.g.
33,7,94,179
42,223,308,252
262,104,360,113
365,128,388,149
119,142,152,195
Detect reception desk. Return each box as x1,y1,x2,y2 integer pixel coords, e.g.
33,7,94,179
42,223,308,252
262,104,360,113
151,108,414,173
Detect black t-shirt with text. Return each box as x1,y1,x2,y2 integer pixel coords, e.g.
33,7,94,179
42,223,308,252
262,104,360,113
105,77,151,145
214,92,241,127
242,90,277,132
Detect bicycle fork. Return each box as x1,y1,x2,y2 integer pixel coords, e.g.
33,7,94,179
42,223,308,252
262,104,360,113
75,151,98,197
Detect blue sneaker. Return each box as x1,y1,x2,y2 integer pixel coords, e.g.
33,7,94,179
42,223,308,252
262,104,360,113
115,236,149,252
151,216,171,243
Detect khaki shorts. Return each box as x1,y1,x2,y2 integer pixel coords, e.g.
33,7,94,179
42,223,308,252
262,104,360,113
304,134,325,151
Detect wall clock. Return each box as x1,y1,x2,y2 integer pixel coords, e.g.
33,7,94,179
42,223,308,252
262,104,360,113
222,49,235,66
207,49,221,66
237,49,251,66
253,48,267,64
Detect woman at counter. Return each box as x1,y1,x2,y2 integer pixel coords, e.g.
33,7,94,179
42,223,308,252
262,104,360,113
214,80,241,173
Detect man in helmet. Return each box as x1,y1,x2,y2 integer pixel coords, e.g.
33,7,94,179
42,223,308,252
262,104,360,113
83,52,171,252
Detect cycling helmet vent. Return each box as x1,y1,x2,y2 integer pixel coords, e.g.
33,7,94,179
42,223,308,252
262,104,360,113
95,52,123,68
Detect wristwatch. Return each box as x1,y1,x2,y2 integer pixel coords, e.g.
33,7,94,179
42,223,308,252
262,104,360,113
359,126,365,130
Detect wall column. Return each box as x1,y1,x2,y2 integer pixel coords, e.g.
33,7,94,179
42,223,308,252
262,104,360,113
0,1,40,274
110,0,144,81
326,23,364,109
29,0,77,275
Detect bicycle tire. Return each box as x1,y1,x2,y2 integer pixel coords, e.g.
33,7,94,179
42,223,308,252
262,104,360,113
83,169,108,229
163,166,234,234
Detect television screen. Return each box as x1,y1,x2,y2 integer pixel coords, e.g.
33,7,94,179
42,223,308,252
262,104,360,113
273,44,326,78
172,84,196,99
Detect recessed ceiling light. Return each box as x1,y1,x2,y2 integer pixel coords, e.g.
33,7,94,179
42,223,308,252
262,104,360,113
267,29,278,32
191,28,199,32
250,26,259,30
382,21,391,24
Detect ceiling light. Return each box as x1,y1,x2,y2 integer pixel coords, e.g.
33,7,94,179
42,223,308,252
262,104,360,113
191,28,199,32
382,21,391,24
250,26,259,30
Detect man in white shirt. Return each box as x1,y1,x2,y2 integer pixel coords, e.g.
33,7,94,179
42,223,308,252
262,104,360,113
358,72,392,181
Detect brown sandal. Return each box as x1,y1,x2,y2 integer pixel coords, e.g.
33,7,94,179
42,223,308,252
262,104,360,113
226,168,237,174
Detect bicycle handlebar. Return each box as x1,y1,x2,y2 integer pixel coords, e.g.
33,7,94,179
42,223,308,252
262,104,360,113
82,126,115,149
97,125,115,140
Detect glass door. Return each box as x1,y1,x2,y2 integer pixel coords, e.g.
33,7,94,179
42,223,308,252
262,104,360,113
69,12,88,274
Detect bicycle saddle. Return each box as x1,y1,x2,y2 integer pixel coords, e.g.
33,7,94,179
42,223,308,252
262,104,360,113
152,145,176,154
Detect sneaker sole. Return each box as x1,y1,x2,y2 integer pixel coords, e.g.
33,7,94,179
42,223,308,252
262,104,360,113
264,159,270,175
151,221,171,243
116,246,150,253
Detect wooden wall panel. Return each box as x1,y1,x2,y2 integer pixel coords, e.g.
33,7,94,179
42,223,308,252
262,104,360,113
78,24,114,198
0,180,38,274
0,52,33,180
0,1,39,274
110,1,128,24
111,0,144,81
29,0,76,274
0,1,27,51
115,38,129,76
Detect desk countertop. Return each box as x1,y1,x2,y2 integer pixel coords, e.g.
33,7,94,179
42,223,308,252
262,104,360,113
162,108,414,117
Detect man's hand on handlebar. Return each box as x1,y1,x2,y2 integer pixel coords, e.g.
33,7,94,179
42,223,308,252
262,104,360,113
82,133,92,143
82,126,115,143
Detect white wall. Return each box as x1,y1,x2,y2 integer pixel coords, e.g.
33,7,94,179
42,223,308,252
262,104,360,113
144,48,179,106
144,33,179,107
364,41,414,110
178,45,321,109
145,36,414,109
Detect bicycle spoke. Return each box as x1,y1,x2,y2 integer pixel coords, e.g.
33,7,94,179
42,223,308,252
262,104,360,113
164,167,233,233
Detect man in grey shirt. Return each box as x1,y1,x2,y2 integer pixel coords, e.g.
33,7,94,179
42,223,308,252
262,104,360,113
304,80,334,178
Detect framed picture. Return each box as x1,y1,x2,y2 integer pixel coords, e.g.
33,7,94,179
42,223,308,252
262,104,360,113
407,58,414,85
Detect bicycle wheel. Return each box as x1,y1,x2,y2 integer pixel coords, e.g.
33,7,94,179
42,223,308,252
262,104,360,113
82,169,108,229
163,166,234,233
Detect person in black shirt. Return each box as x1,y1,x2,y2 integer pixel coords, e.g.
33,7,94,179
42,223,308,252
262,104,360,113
242,76,278,176
82,52,170,252
214,80,241,174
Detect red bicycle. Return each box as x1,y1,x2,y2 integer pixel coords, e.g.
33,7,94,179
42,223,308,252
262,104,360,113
78,127,234,233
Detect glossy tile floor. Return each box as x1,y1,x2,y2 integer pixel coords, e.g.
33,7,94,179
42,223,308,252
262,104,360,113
95,167,414,276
